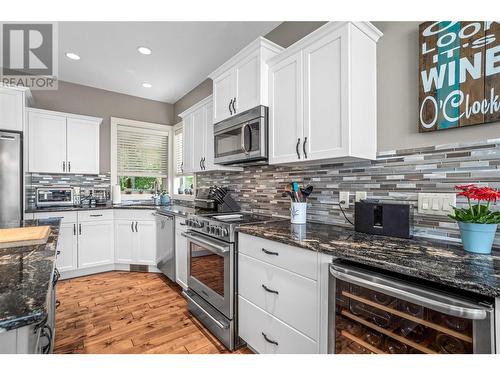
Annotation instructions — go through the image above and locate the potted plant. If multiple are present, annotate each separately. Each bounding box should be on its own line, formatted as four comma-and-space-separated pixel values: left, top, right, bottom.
449, 184, 500, 254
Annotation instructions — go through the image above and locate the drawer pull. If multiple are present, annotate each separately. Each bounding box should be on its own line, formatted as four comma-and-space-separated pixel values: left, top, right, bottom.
262, 332, 278, 346
261, 248, 279, 256
262, 284, 279, 295
89, 214, 103, 217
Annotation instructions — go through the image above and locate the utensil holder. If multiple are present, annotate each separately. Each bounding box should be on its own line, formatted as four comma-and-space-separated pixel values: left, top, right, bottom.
290, 202, 307, 224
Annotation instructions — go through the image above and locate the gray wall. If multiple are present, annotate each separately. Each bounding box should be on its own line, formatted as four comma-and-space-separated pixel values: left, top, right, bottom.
174, 21, 500, 151
31, 80, 174, 173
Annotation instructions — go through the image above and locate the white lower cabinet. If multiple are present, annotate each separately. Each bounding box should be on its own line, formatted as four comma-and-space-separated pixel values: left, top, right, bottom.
77, 219, 114, 269
175, 217, 188, 290
238, 233, 320, 353
496, 298, 499, 353
113, 210, 156, 266
239, 296, 317, 354
56, 222, 78, 272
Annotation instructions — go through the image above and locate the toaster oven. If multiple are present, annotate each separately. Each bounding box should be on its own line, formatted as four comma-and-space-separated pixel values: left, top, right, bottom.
36, 187, 74, 207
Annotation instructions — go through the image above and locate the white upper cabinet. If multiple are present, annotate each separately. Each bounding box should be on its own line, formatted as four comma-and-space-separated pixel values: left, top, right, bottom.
179, 96, 241, 173
0, 86, 31, 132
268, 22, 382, 165
66, 117, 100, 174
27, 108, 101, 174
209, 37, 284, 124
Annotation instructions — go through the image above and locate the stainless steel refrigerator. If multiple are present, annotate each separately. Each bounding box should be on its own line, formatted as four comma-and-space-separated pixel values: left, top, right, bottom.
0, 131, 22, 222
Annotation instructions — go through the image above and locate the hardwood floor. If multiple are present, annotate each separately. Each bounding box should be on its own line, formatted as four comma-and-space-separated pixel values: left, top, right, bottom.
54, 271, 252, 354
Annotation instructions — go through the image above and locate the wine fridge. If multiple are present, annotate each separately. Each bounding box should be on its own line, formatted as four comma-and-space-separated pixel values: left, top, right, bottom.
328, 261, 496, 354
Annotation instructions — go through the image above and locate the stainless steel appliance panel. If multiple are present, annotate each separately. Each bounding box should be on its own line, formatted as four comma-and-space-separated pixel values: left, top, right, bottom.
0, 131, 22, 222
156, 212, 176, 282
185, 230, 233, 318
328, 261, 495, 354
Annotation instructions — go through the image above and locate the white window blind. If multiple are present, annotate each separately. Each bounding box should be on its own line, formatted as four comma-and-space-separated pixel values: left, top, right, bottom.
117, 125, 168, 177
174, 127, 183, 175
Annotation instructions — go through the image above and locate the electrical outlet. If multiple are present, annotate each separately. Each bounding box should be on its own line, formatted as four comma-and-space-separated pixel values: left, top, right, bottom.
417, 193, 456, 216
355, 191, 367, 202
339, 191, 350, 209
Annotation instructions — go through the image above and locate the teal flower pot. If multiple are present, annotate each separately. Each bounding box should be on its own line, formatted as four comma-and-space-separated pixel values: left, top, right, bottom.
458, 222, 497, 255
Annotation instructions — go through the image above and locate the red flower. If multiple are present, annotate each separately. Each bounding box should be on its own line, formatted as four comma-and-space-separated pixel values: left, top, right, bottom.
470, 187, 500, 202
455, 184, 476, 191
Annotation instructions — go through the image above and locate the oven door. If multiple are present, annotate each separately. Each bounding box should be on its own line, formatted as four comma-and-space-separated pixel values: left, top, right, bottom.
185, 231, 233, 318
214, 117, 266, 165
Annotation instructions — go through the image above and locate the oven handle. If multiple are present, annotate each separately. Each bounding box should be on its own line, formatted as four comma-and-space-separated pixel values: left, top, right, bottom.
330, 264, 489, 320
182, 291, 229, 329
240, 122, 250, 155
181, 232, 230, 255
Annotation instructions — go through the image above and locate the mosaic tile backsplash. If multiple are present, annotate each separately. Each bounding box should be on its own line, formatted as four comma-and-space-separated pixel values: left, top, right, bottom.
25, 173, 111, 209
197, 138, 500, 247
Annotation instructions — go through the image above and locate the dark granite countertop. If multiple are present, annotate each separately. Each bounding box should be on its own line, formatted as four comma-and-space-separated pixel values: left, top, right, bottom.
25, 203, 207, 217
238, 221, 500, 298
0, 219, 59, 332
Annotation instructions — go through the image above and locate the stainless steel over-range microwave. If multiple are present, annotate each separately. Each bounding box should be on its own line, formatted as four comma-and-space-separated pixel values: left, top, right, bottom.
213, 106, 268, 165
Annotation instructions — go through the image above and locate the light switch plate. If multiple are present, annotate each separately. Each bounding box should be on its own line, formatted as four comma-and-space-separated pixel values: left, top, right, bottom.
417, 193, 456, 216
355, 191, 367, 202
339, 191, 350, 209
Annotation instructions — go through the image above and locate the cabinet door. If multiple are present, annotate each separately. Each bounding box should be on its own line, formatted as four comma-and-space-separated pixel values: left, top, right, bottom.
0, 88, 23, 132
303, 28, 348, 161
114, 220, 135, 264
66, 117, 100, 174
135, 220, 156, 265
28, 111, 67, 173
191, 106, 206, 173
78, 220, 114, 268
212, 69, 235, 123
203, 103, 215, 170
268, 52, 304, 164
56, 222, 78, 272
175, 229, 188, 290
235, 52, 260, 114
182, 115, 195, 174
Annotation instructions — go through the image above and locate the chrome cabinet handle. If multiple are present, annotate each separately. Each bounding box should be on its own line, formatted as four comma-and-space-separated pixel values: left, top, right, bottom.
296, 138, 301, 159
262, 248, 279, 256
180, 162, 183, 174
78, 223, 82, 235
262, 332, 278, 346
229, 98, 233, 115
89, 214, 103, 217
68, 161, 71, 172
262, 284, 279, 295
303, 137, 308, 159
131, 222, 134, 232
135, 221, 138, 232
73, 223, 76, 235
62, 161, 65, 172
232, 97, 236, 113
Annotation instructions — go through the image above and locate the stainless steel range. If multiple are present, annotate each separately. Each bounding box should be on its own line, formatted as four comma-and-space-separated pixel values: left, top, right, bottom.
182, 212, 280, 351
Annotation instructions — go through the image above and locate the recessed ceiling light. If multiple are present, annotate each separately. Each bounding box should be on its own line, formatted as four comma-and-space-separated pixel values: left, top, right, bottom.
142, 82, 152, 88
65, 52, 80, 60
137, 46, 152, 55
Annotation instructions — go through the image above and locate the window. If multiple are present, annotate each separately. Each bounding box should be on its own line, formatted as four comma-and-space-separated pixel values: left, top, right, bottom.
173, 123, 194, 198
111, 118, 170, 200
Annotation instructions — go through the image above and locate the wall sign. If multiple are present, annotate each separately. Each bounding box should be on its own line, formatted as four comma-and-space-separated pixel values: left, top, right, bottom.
418, 21, 500, 132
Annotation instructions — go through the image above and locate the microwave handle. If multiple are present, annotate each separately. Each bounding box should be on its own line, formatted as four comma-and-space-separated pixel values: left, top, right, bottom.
330, 263, 489, 320
240, 122, 251, 155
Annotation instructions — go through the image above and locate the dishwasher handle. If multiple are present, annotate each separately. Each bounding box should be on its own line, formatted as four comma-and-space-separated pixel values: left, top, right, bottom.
330, 263, 490, 320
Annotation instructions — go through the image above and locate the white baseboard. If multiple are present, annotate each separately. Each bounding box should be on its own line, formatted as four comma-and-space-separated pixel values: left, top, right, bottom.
60, 263, 162, 280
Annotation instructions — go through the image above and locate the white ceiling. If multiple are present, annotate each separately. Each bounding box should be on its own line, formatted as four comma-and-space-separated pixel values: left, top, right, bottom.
58, 22, 281, 103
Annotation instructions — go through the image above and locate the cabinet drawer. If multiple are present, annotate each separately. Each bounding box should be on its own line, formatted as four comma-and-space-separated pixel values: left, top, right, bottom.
175, 217, 188, 232
33, 211, 77, 224
113, 209, 156, 221
238, 233, 317, 280
239, 296, 317, 354
78, 210, 113, 222
239, 253, 318, 340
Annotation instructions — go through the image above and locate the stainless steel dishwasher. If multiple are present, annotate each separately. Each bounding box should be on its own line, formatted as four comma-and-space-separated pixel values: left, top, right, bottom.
329, 260, 496, 354
155, 210, 176, 282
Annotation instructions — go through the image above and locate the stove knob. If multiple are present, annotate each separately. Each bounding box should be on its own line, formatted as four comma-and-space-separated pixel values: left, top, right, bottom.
198, 221, 204, 228
221, 228, 229, 237
209, 225, 215, 234
215, 227, 221, 236
187, 219, 193, 227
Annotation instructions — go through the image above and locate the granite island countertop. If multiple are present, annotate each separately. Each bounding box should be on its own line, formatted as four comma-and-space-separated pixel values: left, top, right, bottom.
238, 220, 500, 298
0, 219, 60, 331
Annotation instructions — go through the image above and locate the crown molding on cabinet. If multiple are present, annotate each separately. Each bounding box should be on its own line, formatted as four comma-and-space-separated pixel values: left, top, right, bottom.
178, 94, 213, 119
